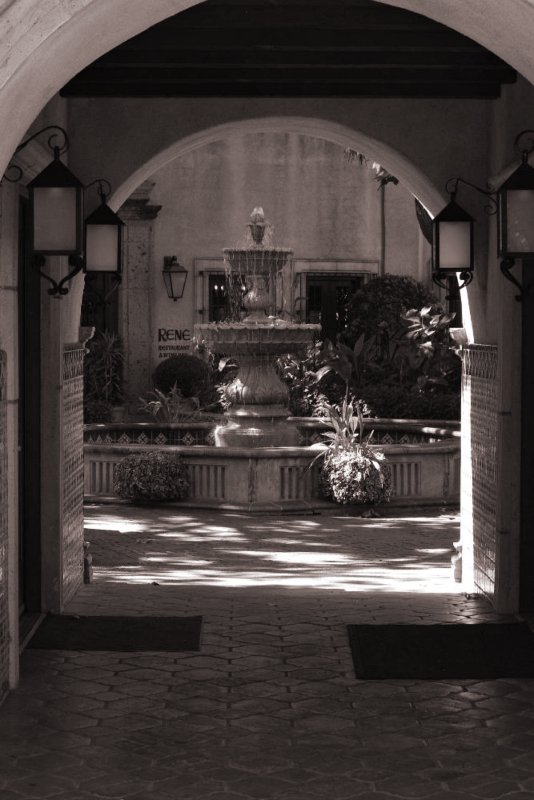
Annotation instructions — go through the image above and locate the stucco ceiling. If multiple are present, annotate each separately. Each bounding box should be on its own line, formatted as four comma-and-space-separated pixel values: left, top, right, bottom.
60, 0, 516, 99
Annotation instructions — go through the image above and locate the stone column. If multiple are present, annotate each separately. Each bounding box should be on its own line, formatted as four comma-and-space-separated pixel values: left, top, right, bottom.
118, 181, 162, 416
0, 350, 8, 701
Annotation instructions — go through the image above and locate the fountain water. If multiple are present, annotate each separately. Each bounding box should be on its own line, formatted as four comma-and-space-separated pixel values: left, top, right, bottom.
195, 208, 320, 447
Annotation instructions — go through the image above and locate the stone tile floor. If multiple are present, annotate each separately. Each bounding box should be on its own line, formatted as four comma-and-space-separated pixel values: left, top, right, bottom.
2, 506, 534, 800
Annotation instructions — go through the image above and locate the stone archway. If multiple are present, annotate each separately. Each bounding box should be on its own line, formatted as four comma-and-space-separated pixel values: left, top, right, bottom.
1, 0, 531, 695
3, 0, 534, 178
109, 116, 446, 217
109, 116, 484, 592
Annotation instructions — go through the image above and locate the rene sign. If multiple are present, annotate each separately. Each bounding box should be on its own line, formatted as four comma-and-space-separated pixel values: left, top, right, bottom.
158, 328, 192, 342
157, 327, 192, 358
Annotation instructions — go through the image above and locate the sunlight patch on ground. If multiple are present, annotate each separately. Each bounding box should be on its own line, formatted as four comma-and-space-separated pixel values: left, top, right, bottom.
84, 508, 460, 596
94, 562, 457, 593
157, 528, 247, 542
231, 550, 356, 565
84, 519, 146, 533
267, 538, 338, 547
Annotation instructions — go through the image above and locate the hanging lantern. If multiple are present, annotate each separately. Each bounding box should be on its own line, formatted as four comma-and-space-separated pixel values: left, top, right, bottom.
84, 182, 123, 275
432, 190, 474, 292
28, 147, 84, 257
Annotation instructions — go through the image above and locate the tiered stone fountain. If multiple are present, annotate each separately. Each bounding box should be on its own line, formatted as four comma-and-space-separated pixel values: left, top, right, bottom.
196, 208, 320, 448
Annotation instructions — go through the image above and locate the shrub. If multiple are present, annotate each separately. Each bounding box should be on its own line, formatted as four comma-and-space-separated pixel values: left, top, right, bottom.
153, 354, 210, 397
320, 447, 392, 505
345, 274, 437, 346
358, 383, 460, 420
276, 345, 345, 416
114, 451, 190, 504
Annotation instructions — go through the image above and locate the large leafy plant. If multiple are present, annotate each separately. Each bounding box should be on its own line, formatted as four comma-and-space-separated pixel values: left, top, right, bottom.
139, 383, 203, 422
84, 331, 124, 422
402, 306, 460, 391
311, 347, 392, 507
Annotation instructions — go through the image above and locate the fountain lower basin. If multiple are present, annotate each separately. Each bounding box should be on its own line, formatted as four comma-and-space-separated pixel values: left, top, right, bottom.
83, 419, 461, 511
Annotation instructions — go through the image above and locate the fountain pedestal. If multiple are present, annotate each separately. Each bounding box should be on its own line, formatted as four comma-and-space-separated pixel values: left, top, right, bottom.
196, 321, 320, 447
216, 405, 300, 448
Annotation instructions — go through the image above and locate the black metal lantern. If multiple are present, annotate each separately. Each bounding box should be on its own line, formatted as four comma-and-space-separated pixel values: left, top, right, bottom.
162, 256, 188, 301
498, 138, 534, 259
29, 155, 84, 258
497, 130, 534, 299
432, 190, 474, 292
84, 181, 123, 276
5, 126, 85, 296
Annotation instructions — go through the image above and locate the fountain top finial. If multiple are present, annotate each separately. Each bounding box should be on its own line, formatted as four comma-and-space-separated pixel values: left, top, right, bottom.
248, 206, 268, 245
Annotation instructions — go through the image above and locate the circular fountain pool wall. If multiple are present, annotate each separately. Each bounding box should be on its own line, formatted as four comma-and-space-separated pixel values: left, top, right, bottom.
84, 418, 460, 511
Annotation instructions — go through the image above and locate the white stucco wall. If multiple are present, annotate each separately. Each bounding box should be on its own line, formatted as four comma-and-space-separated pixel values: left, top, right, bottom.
140, 130, 422, 368
65, 97, 491, 342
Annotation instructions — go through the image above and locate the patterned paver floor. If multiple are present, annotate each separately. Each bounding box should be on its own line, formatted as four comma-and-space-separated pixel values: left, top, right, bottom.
2, 506, 534, 800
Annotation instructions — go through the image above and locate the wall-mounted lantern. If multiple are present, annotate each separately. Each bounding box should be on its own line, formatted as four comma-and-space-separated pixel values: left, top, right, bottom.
162, 256, 188, 301
432, 129, 534, 302
497, 130, 534, 299
4, 126, 122, 298
18, 127, 85, 296
84, 179, 124, 277
432, 181, 476, 294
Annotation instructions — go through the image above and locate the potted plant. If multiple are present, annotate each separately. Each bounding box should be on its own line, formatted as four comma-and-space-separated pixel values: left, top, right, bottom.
317, 397, 392, 506
311, 340, 392, 508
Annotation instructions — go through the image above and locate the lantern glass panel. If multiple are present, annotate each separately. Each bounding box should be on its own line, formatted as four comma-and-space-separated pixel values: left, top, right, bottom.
163, 269, 187, 299
33, 186, 78, 252
505, 189, 534, 253
438, 221, 471, 271
86, 224, 119, 272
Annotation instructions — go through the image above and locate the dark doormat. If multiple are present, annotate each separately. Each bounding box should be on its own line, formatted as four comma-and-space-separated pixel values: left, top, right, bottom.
28, 615, 202, 652
347, 622, 534, 679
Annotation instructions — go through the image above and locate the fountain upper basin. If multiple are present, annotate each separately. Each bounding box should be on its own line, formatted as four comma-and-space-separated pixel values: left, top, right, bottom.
195, 321, 320, 356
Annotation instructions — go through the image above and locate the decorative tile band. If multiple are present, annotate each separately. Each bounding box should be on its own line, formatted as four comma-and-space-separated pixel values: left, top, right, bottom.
462, 344, 498, 599
63, 345, 85, 382
62, 346, 85, 605
462, 344, 498, 381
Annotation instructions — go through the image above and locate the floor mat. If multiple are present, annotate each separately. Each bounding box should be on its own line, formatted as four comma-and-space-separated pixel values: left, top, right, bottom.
347, 622, 534, 679
28, 614, 202, 652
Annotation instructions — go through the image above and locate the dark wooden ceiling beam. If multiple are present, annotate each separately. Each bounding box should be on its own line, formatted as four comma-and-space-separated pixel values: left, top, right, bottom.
106, 29, 483, 50
59, 0, 515, 100
61, 81, 503, 99
98, 50, 507, 68
65, 66, 514, 84
125, 4, 457, 31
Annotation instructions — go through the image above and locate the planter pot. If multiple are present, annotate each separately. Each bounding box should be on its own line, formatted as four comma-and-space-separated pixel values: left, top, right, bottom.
320, 449, 392, 506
